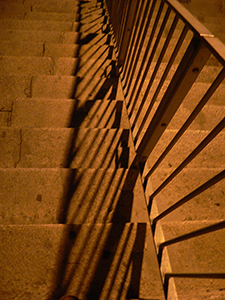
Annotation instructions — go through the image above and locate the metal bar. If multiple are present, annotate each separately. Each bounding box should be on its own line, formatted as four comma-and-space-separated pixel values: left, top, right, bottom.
152, 169, 225, 226
123, 0, 151, 83
133, 14, 179, 138
157, 220, 225, 266
124, 0, 157, 88
117, 0, 130, 49
140, 25, 189, 157
145, 67, 225, 184
126, 0, 162, 99
122, 0, 145, 76
150, 118, 225, 199
129, 6, 172, 122
136, 37, 211, 167
127, 1, 166, 111
118, 0, 140, 66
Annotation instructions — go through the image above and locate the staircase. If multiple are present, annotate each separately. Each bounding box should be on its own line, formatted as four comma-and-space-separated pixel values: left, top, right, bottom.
0, 0, 165, 299
0, 0, 225, 299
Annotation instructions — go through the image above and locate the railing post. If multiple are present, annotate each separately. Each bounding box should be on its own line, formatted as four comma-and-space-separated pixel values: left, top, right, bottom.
136, 36, 211, 167
118, 0, 139, 67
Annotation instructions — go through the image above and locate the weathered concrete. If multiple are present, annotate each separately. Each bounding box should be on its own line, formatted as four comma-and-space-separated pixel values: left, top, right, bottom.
0, 168, 149, 225
0, 223, 164, 300
2, 99, 129, 129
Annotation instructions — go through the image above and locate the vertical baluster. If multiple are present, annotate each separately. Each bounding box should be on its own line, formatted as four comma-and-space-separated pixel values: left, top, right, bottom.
137, 37, 211, 170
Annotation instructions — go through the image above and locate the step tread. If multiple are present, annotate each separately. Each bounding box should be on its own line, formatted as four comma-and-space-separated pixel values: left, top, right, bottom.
0, 74, 123, 110
0, 167, 148, 225
0, 127, 135, 168
0, 18, 79, 31
146, 129, 225, 170
0, 223, 164, 300
0, 56, 117, 77
158, 221, 225, 299
0, 98, 129, 128
0, 41, 114, 60
149, 168, 225, 222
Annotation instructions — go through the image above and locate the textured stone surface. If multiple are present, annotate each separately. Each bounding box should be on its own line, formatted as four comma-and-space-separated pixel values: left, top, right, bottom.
0, 168, 149, 225
8, 99, 129, 129
0, 223, 164, 300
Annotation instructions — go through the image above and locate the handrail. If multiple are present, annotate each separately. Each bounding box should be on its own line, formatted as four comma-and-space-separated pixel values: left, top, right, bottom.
104, 0, 225, 298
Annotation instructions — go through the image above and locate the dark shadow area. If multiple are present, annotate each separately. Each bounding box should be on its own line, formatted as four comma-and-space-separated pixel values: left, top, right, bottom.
47, 0, 147, 299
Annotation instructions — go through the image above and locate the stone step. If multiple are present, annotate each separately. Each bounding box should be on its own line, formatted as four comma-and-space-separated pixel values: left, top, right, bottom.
0, 99, 129, 129
0, 167, 148, 225
125, 61, 223, 88
0, 127, 135, 168
149, 168, 225, 223
0, 28, 111, 45
0, 223, 165, 299
0, 19, 80, 32
146, 129, 225, 170
157, 221, 225, 300
0, 74, 123, 110
181, 0, 225, 16
0, 29, 80, 44
0, 41, 114, 60
0, 56, 117, 77
132, 102, 225, 140
24, 11, 79, 21
0, 15, 106, 32
0, 1, 80, 14
0, 7, 78, 20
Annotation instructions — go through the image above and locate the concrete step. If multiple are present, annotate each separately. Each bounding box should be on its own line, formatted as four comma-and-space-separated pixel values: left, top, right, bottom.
0, 7, 78, 20
125, 61, 223, 91
0, 29, 80, 44
146, 129, 225, 170
0, 41, 114, 60
0, 74, 123, 110
132, 102, 225, 140
0, 19, 80, 31
149, 168, 225, 222
0, 127, 135, 168
0, 223, 165, 300
0, 56, 117, 77
0, 1, 80, 14
0, 99, 129, 129
0, 28, 111, 44
157, 221, 225, 300
0, 15, 106, 33
181, 0, 225, 16
0, 167, 148, 225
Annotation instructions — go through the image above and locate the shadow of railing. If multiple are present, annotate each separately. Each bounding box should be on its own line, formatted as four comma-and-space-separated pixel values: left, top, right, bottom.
47, 1, 146, 299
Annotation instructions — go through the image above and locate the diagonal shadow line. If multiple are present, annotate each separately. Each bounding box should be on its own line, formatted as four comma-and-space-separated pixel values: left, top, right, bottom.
64, 169, 127, 293
99, 223, 135, 300
78, 49, 109, 78
79, 33, 109, 59
84, 159, 142, 300
54, 162, 142, 300
48, 1, 146, 299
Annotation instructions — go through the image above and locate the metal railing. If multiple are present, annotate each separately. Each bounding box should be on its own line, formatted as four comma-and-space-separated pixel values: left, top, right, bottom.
104, 0, 225, 298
